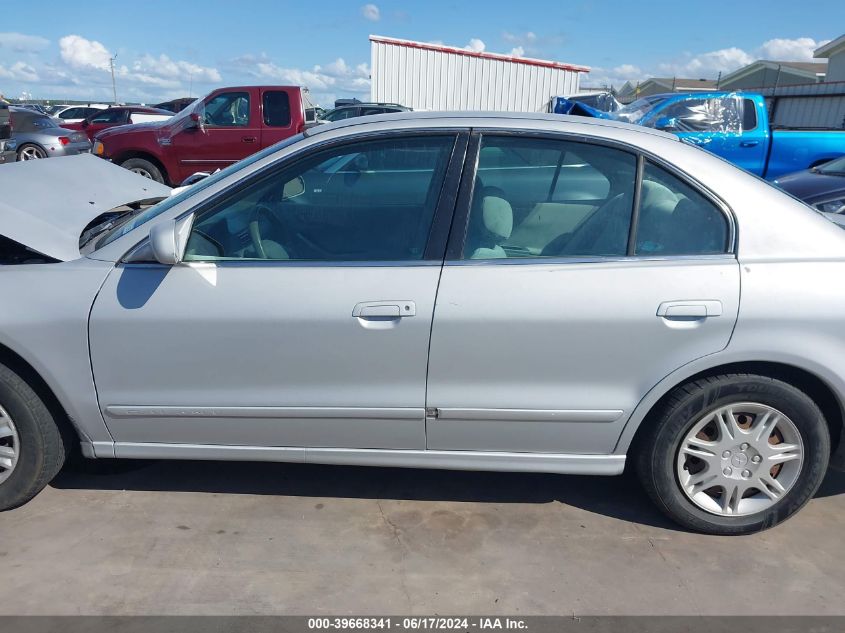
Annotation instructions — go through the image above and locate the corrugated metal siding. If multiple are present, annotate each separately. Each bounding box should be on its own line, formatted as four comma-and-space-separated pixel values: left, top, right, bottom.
744, 81, 845, 129
371, 38, 584, 112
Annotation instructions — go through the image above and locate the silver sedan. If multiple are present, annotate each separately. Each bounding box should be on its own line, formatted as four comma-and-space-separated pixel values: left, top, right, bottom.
10, 107, 91, 160
0, 112, 843, 535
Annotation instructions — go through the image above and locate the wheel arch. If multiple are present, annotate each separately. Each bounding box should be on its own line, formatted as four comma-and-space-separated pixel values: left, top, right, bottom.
618, 359, 843, 458
0, 341, 85, 449
16, 141, 47, 158
113, 150, 170, 185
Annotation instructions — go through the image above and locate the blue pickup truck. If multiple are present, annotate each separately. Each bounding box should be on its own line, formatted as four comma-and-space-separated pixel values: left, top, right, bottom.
557, 92, 845, 180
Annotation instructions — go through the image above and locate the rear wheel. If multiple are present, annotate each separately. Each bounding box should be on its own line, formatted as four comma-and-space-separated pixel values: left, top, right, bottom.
636, 374, 830, 534
0, 363, 68, 511
120, 157, 165, 183
17, 144, 47, 161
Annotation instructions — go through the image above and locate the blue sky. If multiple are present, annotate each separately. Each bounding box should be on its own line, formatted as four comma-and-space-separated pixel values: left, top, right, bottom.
2, 0, 843, 106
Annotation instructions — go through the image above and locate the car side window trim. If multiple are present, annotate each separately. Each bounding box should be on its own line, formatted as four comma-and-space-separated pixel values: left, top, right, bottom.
121, 130, 469, 266
445, 129, 736, 262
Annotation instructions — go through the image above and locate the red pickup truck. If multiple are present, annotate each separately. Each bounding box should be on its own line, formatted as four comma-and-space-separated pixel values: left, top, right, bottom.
93, 86, 314, 185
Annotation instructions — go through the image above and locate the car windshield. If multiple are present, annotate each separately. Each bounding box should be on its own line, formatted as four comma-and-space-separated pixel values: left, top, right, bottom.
92, 133, 306, 251
611, 96, 668, 123
817, 155, 845, 175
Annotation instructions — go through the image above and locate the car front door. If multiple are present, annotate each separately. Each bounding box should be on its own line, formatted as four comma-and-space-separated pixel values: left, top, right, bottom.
426, 133, 740, 454
89, 132, 465, 450
171, 90, 262, 181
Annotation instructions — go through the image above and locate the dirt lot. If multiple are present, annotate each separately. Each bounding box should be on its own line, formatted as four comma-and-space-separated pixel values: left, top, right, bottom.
0, 460, 843, 615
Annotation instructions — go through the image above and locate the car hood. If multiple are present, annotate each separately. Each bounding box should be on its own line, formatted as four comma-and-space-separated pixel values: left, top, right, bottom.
774, 168, 845, 204
0, 154, 171, 261
95, 119, 172, 141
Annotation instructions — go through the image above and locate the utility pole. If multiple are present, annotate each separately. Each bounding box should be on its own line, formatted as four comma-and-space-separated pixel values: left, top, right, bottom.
109, 54, 118, 105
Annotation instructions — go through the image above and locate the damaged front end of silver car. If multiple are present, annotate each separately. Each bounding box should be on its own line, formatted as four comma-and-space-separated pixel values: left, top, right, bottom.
0, 154, 171, 264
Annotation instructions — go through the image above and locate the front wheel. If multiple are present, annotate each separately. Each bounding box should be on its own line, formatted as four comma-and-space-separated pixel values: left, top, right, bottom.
636, 374, 830, 534
120, 158, 165, 183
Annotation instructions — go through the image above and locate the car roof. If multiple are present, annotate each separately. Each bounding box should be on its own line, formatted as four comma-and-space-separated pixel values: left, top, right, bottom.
305, 110, 679, 141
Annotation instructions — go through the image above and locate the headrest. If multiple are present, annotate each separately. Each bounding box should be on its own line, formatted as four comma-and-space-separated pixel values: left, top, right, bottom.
481, 196, 513, 239
640, 179, 678, 209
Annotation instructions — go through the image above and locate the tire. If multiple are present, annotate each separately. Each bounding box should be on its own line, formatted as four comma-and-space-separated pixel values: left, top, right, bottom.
16, 144, 47, 161
636, 374, 830, 535
120, 158, 165, 183
0, 363, 69, 511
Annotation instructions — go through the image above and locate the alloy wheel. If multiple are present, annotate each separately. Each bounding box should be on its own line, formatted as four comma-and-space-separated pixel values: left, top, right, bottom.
18, 145, 46, 160
0, 405, 20, 485
675, 402, 804, 516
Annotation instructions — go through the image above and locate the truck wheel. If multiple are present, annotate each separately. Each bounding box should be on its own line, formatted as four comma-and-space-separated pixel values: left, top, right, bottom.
121, 158, 165, 183
636, 374, 830, 534
0, 363, 69, 511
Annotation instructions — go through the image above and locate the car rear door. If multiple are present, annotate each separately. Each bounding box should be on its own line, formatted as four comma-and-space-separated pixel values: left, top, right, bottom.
426, 132, 740, 454
89, 131, 467, 450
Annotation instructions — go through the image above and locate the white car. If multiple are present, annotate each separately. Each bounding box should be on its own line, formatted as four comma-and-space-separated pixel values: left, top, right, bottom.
50, 104, 108, 125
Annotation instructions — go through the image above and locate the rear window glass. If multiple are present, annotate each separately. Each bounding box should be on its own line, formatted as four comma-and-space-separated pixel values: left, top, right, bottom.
742, 99, 758, 131
263, 91, 291, 127
13, 112, 58, 132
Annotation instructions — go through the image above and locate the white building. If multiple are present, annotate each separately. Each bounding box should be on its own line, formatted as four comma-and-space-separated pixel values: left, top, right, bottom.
369, 35, 589, 112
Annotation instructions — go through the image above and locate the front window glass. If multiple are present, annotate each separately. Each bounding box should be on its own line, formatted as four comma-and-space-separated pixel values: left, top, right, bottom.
94, 134, 306, 250
463, 136, 636, 259
635, 162, 729, 256
203, 92, 250, 127
90, 109, 127, 124
646, 97, 742, 133
183, 135, 455, 262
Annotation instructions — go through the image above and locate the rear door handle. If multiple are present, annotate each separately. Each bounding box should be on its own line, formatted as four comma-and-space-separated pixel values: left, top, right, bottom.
353, 301, 416, 319
740, 140, 759, 147
657, 300, 722, 318
242, 136, 257, 143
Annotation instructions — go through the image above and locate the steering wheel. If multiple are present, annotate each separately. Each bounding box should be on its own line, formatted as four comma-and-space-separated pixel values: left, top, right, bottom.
248, 203, 291, 259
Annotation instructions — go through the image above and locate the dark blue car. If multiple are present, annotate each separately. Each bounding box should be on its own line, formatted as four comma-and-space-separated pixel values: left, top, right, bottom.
775, 155, 845, 214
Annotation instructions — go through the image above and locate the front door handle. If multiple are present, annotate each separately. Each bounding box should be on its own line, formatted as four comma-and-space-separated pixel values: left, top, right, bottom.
657, 300, 722, 319
740, 140, 759, 147
353, 301, 416, 319
242, 136, 257, 143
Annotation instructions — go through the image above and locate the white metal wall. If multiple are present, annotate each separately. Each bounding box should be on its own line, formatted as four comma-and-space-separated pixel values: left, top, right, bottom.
371, 38, 585, 112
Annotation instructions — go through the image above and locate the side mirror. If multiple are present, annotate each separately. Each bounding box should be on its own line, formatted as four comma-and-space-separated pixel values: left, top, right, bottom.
654, 116, 678, 131
282, 175, 306, 200
146, 214, 194, 265
186, 111, 204, 130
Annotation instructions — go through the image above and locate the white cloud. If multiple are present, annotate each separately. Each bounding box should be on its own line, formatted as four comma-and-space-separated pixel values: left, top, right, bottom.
59, 34, 112, 70
361, 4, 380, 21
584, 63, 643, 89
131, 54, 221, 83
465, 38, 486, 53
0, 32, 50, 53
234, 55, 371, 106
0, 61, 40, 82
509, 47, 525, 57
759, 37, 828, 61
657, 37, 828, 79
